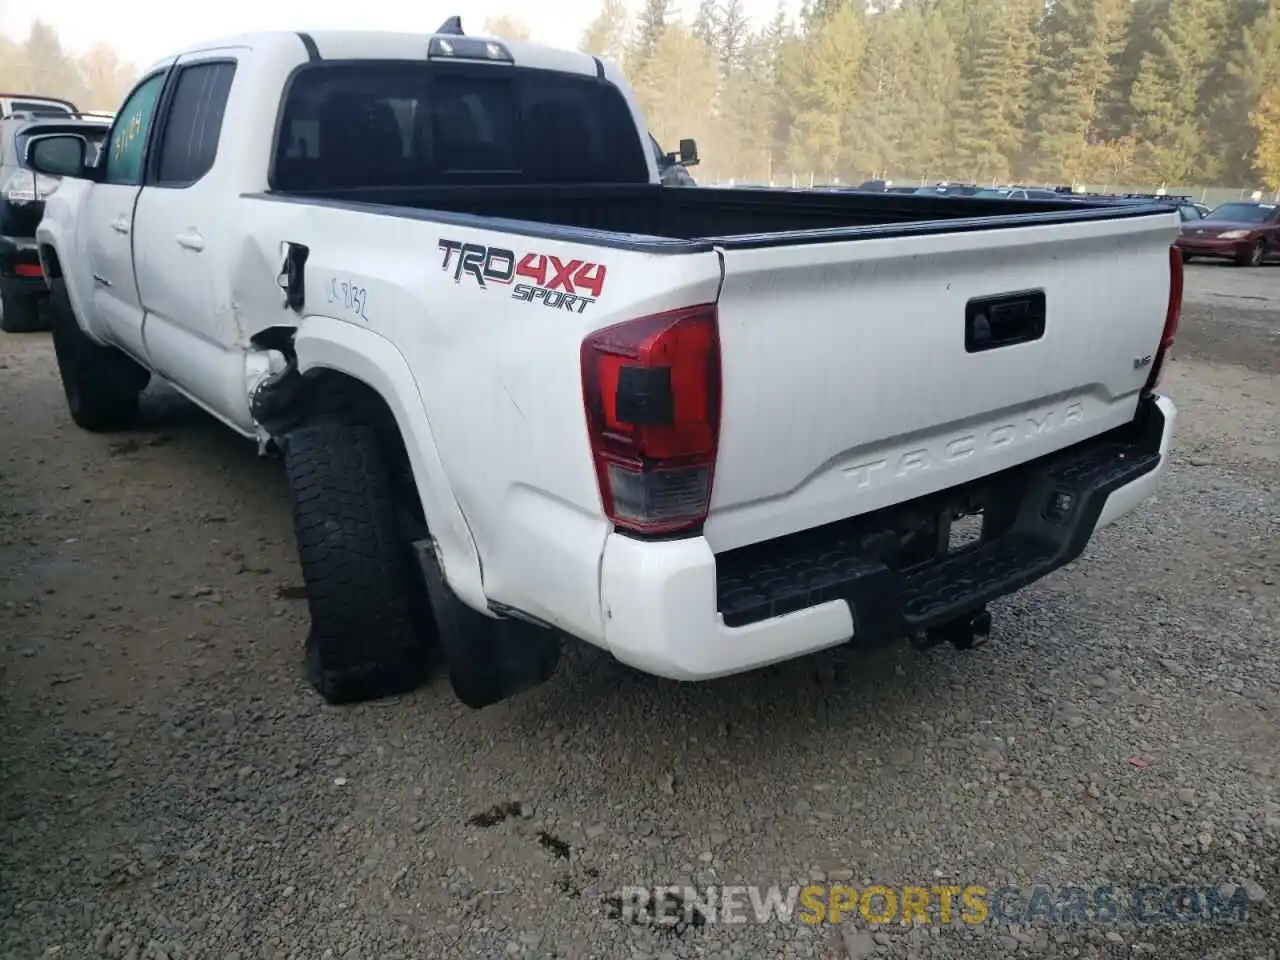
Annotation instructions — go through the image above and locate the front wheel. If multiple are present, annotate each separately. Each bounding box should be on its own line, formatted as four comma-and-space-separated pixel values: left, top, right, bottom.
1237, 240, 1265, 267
282, 421, 435, 704
47, 280, 149, 431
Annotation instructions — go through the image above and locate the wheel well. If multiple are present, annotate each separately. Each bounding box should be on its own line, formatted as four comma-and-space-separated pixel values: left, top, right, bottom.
303, 369, 428, 532
40, 245, 62, 279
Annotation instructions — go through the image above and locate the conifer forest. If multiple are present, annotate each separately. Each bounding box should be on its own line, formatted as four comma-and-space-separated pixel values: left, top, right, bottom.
4, 2, 1280, 192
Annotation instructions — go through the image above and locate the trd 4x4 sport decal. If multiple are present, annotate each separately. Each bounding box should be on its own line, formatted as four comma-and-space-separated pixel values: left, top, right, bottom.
437, 239, 606, 314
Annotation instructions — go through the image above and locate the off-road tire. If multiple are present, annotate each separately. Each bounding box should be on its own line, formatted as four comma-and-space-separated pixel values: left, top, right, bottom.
283, 422, 432, 704
47, 280, 148, 431
1237, 240, 1265, 267
0, 283, 44, 333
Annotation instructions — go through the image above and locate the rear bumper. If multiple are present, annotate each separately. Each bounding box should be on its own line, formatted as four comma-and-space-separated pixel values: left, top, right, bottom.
599, 394, 1176, 681
0, 236, 44, 289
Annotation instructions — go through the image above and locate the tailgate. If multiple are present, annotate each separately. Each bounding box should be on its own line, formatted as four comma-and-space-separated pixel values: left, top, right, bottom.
705, 211, 1178, 553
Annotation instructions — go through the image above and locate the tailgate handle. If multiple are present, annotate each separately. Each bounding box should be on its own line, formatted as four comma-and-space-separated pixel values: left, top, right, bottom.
965, 290, 1046, 353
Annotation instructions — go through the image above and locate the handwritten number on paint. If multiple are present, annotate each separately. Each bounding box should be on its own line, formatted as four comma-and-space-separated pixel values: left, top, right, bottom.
328, 278, 370, 322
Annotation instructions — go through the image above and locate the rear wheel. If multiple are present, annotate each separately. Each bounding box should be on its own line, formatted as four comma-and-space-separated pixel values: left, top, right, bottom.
282, 421, 434, 704
47, 280, 149, 431
0, 282, 43, 333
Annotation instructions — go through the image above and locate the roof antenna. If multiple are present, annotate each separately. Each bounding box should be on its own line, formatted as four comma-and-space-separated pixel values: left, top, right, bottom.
436, 16, 464, 35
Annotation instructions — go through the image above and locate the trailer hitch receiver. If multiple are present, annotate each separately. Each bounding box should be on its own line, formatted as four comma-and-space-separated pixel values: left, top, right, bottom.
913, 606, 992, 651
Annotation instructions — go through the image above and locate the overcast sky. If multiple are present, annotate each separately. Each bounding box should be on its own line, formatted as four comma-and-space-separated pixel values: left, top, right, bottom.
0, 0, 796, 69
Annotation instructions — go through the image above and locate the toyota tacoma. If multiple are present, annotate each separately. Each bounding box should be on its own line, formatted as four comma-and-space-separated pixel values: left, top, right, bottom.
27, 21, 1182, 709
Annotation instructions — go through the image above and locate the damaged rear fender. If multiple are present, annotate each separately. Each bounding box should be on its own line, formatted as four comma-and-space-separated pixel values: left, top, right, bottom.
290, 314, 487, 613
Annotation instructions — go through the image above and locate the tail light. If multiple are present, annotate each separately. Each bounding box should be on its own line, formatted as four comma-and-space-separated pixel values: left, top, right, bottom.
581, 304, 721, 536
1144, 244, 1183, 394
2, 170, 61, 204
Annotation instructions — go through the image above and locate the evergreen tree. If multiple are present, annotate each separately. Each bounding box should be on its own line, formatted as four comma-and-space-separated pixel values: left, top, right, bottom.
1199, 0, 1271, 183
951, 0, 1038, 183
718, 0, 751, 77
692, 0, 720, 49
766, 3, 803, 180
786, 2, 867, 179
1100, 0, 1163, 141
633, 0, 675, 69
580, 0, 631, 64
12, 0, 1280, 189
803, 0, 853, 34
1129, 0, 1218, 183
765, 0, 791, 47
846, 6, 916, 180
905, 5, 962, 178
22, 21, 88, 108
933, 0, 987, 82
1027, 0, 1131, 183
720, 34, 776, 179
631, 23, 721, 163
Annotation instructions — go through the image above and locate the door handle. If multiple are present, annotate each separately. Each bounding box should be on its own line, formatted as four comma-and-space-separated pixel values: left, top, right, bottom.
965, 291, 1047, 353
110, 216, 130, 235
175, 231, 205, 252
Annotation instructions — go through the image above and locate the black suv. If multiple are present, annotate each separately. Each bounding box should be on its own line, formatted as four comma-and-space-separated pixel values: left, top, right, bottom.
1, 114, 108, 331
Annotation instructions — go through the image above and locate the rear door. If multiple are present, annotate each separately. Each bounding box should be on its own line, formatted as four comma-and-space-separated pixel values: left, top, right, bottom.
133, 51, 240, 404
705, 212, 1178, 553
84, 65, 172, 363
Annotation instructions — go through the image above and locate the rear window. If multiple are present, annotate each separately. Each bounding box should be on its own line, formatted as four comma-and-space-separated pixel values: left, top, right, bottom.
271, 61, 650, 190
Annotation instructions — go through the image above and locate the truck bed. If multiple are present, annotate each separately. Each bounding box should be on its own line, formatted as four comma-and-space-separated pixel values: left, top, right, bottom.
243, 176, 1179, 569
259, 184, 1167, 250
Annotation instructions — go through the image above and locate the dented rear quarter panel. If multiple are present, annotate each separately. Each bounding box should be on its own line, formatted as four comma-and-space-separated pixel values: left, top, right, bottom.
237, 194, 724, 639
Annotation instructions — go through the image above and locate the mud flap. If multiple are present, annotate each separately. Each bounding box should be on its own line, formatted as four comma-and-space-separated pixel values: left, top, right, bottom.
413, 540, 561, 709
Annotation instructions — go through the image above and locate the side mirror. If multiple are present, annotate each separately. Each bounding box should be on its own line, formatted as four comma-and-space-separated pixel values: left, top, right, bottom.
25, 133, 90, 179
678, 138, 699, 167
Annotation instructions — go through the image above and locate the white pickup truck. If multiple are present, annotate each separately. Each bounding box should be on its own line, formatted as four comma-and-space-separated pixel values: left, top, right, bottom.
28, 22, 1182, 710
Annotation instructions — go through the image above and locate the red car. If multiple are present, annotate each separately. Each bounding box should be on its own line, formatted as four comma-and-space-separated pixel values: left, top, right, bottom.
1175, 201, 1280, 267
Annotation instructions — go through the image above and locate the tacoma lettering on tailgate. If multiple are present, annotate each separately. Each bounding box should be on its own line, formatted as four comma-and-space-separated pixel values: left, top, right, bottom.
437, 238, 606, 314
841, 402, 1086, 489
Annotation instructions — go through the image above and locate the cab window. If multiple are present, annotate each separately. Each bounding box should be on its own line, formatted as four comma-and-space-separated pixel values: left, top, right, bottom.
105, 72, 166, 186
271, 61, 650, 189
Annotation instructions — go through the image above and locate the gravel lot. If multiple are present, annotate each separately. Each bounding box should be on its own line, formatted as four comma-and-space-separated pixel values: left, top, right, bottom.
2, 264, 1278, 960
